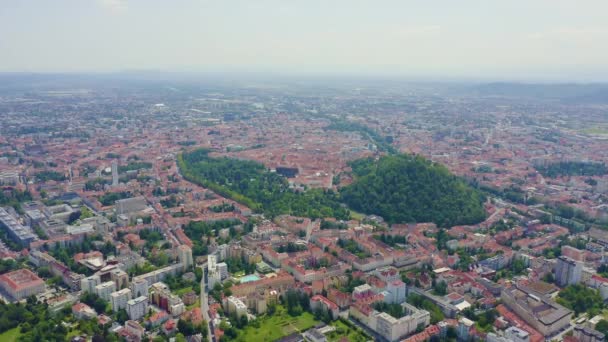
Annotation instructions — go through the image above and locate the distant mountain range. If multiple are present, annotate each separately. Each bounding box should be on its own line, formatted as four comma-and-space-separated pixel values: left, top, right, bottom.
470, 82, 608, 104
1, 72, 607, 104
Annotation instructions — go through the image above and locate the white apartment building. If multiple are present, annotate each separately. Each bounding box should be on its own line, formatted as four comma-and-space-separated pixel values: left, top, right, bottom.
111, 288, 132, 312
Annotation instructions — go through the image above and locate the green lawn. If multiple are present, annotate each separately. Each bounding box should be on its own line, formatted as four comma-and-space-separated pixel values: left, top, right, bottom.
175, 286, 193, 296
327, 319, 370, 342
581, 127, 608, 135
349, 210, 366, 221
66, 329, 83, 341
233, 306, 318, 342
0, 327, 22, 342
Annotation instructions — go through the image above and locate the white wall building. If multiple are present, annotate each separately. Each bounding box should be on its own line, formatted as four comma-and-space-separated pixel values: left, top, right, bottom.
130, 278, 148, 298
385, 280, 406, 304
178, 245, 193, 271
95, 281, 117, 301
126, 296, 148, 321
225, 296, 248, 319
217, 262, 228, 280
80, 275, 101, 294
374, 303, 430, 342
555, 256, 582, 287
111, 288, 132, 312
208, 254, 222, 289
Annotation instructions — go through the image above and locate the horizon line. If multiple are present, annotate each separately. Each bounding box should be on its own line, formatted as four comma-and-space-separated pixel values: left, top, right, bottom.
1, 69, 608, 84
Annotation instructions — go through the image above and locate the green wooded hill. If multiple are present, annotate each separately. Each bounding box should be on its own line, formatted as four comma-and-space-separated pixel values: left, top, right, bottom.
341, 154, 486, 227
535, 161, 607, 178
178, 149, 350, 220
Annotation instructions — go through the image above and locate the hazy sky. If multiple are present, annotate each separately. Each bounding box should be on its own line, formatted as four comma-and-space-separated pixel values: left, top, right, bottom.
2, 0, 608, 81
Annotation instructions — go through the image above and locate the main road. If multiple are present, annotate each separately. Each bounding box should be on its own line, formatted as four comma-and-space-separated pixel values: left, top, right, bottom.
200, 262, 214, 342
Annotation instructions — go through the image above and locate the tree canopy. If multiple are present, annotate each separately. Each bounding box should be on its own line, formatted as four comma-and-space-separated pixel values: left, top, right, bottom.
0, 189, 32, 212
178, 149, 487, 227
557, 284, 604, 316
406, 293, 445, 324
324, 120, 397, 154
178, 149, 350, 220
535, 161, 607, 178
341, 154, 486, 227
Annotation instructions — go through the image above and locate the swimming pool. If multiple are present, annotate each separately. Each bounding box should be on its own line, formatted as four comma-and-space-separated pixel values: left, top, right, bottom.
240, 274, 261, 283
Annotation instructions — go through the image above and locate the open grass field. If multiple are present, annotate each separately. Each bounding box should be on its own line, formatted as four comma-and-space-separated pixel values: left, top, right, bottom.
174, 286, 193, 296
581, 127, 608, 136
233, 306, 318, 342
327, 319, 371, 342
349, 210, 366, 221
0, 327, 22, 342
